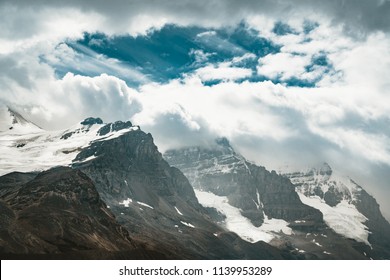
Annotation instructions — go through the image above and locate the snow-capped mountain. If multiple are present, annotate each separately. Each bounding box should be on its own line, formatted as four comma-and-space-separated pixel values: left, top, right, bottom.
2, 107, 389, 259
164, 139, 390, 259
0, 106, 138, 176
280, 163, 390, 259
0, 108, 287, 259
164, 138, 323, 238
0, 107, 42, 133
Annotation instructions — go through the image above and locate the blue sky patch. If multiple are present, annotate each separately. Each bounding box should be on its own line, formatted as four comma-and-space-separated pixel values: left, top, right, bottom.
63, 24, 280, 85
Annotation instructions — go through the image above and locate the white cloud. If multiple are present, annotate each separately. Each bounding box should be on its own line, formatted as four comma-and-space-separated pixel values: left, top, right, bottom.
0, 6, 102, 54
195, 63, 253, 81
44, 43, 149, 84
257, 52, 311, 80
189, 49, 215, 65
196, 31, 217, 38
0, 47, 142, 129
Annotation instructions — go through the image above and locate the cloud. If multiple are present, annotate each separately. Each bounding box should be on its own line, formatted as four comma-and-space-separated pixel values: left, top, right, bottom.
189, 49, 214, 65
195, 63, 253, 81
43, 43, 149, 85
0, 47, 142, 129
126, 71, 390, 219
257, 52, 311, 80
2, 0, 390, 54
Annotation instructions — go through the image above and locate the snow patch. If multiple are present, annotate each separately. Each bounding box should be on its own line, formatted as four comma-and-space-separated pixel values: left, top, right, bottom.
175, 207, 183, 216
312, 239, 323, 247
298, 193, 370, 245
119, 198, 133, 207
137, 201, 154, 209
74, 155, 98, 164
180, 221, 195, 228
195, 189, 292, 243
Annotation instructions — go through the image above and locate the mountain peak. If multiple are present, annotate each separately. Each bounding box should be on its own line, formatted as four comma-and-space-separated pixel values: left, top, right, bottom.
215, 137, 231, 148
80, 117, 103, 126
0, 106, 41, 133
312, 162, 333, 177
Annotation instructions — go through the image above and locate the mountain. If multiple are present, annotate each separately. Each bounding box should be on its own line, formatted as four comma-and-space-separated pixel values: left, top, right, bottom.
0, 107, 42, 133
280, 163, 390, 259
164, 138, 390, 259
0, 109, 287, 259
2, 107, 389, 259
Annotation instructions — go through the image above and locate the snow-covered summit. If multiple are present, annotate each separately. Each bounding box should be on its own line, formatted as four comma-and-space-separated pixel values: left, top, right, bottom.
0, 109, 138, 176
0, 106, 42, 133
279, 163, 370, 245
279, 162, 362, 203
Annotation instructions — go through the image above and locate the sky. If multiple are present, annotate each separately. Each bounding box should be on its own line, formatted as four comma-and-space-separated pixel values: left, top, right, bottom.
1, 0, 390, 220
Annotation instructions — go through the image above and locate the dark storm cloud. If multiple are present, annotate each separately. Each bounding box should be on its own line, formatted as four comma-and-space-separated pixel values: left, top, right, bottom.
1, 0, 390, 40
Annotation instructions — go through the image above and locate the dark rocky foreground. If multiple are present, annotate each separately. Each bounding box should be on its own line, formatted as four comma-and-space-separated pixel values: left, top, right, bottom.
0, 167, 171, 259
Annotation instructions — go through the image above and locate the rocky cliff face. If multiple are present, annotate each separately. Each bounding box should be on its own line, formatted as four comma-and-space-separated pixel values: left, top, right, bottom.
0, 167, 168, 259
164, 138, 323, 227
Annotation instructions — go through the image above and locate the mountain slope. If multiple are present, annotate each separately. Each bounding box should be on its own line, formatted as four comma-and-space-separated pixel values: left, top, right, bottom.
164, 139, 387, 259
0, 167, 173, 259
281, 163, 390, 259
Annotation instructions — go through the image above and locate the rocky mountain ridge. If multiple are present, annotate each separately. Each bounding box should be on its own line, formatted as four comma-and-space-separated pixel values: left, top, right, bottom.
0, 109, 288, 259
164, 138, 390, 259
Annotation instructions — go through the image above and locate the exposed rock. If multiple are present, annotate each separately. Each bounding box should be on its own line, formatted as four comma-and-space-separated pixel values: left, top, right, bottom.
80, 117, 103, 126
97, 120, 133, 136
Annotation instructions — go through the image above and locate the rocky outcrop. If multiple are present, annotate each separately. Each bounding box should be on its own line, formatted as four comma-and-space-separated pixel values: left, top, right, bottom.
353, 187, 390, 259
